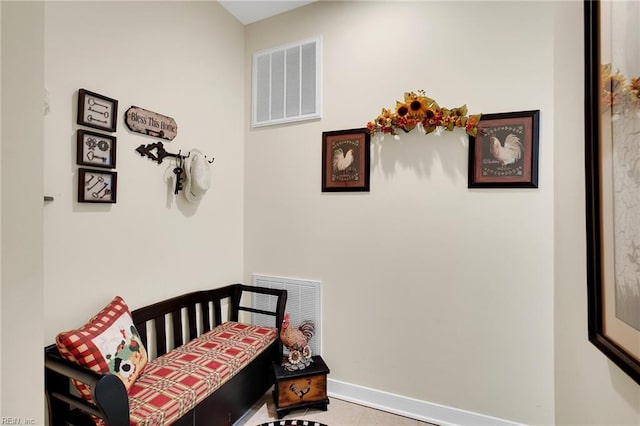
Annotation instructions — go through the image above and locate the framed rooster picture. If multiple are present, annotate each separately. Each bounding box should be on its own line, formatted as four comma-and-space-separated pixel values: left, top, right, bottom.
468, 110, 540, 188
322, 128, 370, 192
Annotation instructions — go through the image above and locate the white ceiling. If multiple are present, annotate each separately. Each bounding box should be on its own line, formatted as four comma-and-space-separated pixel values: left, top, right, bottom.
218, 1, 316, 25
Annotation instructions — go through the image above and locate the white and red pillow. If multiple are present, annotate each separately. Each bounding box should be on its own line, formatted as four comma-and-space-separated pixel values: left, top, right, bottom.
55, 296, 148, 403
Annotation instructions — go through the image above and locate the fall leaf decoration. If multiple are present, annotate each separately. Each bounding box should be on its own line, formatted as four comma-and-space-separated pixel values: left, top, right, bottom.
601, 63, 640, 113
367, 90, 481, 138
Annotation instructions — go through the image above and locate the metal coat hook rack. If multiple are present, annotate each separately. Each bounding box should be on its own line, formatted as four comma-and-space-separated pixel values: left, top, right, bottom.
135, 141, 214, 164
135, 141, 188, 164
136, 141, 215, 196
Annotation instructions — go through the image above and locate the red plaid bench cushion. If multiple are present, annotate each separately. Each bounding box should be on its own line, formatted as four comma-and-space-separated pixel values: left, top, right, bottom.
127, 321, 278, 426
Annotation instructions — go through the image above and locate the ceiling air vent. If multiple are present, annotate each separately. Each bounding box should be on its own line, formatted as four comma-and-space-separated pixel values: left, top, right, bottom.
252, 37, 321, 127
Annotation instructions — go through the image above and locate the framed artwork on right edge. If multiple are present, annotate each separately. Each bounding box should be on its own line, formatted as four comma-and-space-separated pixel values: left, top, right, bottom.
584, 0, 640, 385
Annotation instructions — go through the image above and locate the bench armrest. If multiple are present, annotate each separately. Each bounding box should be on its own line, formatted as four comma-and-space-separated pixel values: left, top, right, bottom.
45, 345, 129, 426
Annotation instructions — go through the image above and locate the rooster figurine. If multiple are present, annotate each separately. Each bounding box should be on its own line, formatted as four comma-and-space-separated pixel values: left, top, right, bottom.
280, 313, 315, 371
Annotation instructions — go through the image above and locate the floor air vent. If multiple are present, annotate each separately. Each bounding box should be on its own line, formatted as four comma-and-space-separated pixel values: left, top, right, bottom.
252, 274, 321, 356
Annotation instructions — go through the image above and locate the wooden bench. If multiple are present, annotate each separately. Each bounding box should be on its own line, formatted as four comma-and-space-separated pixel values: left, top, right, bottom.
44, 284, 287, 426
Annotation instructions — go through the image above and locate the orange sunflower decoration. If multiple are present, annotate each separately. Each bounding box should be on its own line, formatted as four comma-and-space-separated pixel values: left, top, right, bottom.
367, 90, 481, 137
598, 63, 640, 115
601, 64, 626, 111
627, 76, 640, 107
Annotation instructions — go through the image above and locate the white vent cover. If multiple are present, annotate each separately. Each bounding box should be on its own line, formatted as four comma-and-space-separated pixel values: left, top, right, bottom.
252, 274, 321, 356
252, 37, 322, 127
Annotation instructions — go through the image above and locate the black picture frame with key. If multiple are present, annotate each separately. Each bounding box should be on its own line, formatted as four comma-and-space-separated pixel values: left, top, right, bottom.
77, 88, 118, 132
77, 130, 116, 169
78, 168, 117, 203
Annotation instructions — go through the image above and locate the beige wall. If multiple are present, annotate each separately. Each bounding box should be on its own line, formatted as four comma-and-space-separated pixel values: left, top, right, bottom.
1, 1, 45, 422
244, 1, 556, 424
42, 1, 246, 342
244, 1, 640, 425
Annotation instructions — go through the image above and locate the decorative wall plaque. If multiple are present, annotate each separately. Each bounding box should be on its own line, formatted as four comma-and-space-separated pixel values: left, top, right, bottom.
125, 106, 177, 141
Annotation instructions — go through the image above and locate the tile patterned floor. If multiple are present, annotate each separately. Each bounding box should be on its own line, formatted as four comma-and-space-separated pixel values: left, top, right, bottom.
241, 390, 437, 426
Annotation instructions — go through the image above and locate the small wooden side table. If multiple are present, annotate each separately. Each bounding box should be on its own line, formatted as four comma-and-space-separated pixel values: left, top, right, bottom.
272, 355, 330, 419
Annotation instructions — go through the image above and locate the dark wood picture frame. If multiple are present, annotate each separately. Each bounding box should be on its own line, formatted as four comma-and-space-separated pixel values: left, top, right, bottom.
76, 130, 116, 169
585, 0, 640, 385
321, 128, 370, 192
77, 88, 118, 132
468, 110, 540, 188
78, 168, 117, 203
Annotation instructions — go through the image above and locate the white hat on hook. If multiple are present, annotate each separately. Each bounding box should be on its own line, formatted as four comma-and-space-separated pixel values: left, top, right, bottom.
183, 149, 211, 203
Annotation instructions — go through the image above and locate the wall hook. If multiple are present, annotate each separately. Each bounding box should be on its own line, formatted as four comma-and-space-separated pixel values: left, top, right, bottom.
136, 141, 188, 164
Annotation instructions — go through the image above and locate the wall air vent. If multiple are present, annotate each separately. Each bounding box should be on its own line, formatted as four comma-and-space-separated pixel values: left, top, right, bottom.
252, 37, 321, 128
252, 274, 321, 356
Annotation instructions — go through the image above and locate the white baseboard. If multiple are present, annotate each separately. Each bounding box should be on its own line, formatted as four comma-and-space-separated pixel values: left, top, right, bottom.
327, 379, 525, 426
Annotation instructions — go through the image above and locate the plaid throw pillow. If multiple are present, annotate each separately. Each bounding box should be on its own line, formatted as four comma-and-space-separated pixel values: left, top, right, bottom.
55, 296, 148, 403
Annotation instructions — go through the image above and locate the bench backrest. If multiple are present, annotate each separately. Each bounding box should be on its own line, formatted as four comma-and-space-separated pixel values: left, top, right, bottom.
131, 284, 287, 359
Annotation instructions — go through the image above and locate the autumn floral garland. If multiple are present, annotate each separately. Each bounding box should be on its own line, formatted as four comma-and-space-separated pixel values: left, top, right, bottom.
601, 63, 640, 114
366, 90, 482, 138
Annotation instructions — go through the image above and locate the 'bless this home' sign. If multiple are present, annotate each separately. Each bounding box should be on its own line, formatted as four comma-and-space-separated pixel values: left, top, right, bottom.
125, 106, 178, 141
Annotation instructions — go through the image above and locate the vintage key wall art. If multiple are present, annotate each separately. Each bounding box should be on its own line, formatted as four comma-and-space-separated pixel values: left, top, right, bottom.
77, 88, 118, 132
78, 168, 117, 203
76, 130, 116, 169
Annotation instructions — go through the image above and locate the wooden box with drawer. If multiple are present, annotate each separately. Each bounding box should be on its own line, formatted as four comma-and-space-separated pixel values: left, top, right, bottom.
272, 355, 330, 418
